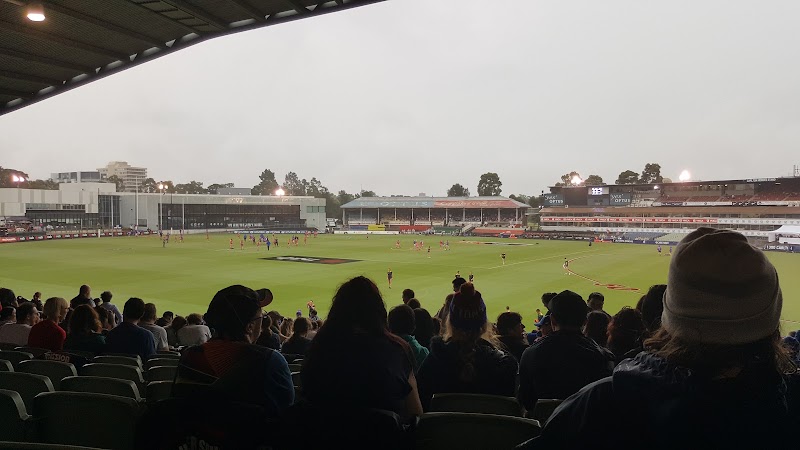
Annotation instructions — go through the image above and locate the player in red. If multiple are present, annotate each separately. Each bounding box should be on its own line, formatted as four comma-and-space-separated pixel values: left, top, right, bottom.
240, 239, 244, 250
229, 238, 234, 250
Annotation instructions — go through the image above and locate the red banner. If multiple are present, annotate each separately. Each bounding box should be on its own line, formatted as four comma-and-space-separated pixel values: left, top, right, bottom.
541, 216, 718, 224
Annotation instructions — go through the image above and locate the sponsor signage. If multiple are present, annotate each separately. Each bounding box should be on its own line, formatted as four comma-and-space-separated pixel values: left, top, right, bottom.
609, 193, 631, 205
543, 194, 564, 206
542, 216, 718, 224
261, 256, 359, 264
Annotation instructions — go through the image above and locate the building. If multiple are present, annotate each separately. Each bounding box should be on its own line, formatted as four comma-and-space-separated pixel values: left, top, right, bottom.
98, 161, 147, 193
341, 196, 530, 234
50, 171, 106, 184
0, 183, 326, 232
217, 187, 251, 195
539, 177, 800, 240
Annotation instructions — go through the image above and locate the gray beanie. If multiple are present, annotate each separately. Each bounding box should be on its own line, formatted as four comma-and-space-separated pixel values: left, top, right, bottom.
661, 228, 782, 345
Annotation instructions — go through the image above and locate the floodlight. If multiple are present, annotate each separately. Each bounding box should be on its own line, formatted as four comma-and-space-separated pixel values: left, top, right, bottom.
678, 170, 691, 182
653, 185, 659, 190
275, 188, 285, 196
12, 175, 25, 182
26, 3, 45, 21
570, 175, 583, 185
158, 183, 164, 190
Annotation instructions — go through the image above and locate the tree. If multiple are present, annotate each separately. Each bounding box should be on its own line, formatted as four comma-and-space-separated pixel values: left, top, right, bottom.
528, 195, 543, 208
360, 190, 377, 198
175, 180, 206, 194
282, 172, 306, 196
555, 171, 581, 187
640, 163, 663, 184
207, 183, 234, 194
584, 175, 605, 186
252, 169, 279, 195
156, 180, 175, 193
106, 175, 125, 192
305, 177, 329, 198
139, 178, 157, 193
447, 183, 470, 197
0, 167, 30, 187
337, 190, 355, 206
509, 194, 530, 204
26, 179, 58, 190
477, 172, 502, 196
615, 170, 640, 185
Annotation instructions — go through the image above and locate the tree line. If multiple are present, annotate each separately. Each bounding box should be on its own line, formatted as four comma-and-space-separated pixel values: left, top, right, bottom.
552, 163, 665, 187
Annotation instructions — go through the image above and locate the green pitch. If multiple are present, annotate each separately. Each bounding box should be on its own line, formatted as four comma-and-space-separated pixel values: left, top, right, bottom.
1, 234, 798, 330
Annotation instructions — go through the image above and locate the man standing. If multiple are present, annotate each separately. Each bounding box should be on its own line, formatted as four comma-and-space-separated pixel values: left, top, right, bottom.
70, 285, 94, 309
587, 292, 612, 319
517, 290, 613, 411
97, 291, 122, 327
139, 303, 169, 351
105, 298, 156, 360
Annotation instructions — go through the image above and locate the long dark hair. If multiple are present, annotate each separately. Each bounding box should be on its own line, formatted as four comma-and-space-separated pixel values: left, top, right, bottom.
70, 304, 101, 336
308, 276, 410, 354
607, 307, 646, 357
645, 328, 795, 376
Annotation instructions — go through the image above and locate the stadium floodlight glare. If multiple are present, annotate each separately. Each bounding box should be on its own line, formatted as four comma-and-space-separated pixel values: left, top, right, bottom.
26, 3, 45, 21
653, 185, 659, 190
679, 170, 691, 182
11, 175, 26, 183
275, 188, 286, 196
157, 183, 164, 190
571, 175, 583, 185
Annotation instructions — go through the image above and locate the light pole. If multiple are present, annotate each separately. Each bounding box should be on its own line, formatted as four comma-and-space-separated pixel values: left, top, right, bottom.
157, 183, 166, 232
11, 174, 26, 188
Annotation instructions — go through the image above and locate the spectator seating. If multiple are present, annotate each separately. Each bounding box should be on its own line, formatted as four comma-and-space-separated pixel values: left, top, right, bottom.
528, 398, 564, 423
430, 393, 523, 417
144, 358, 178, 371
415, 412, 541, 450
104, 353, 142, 365
17, 361, 77, 390
0, 372, 54, 413
146, 366, 177, 383
288, 363, 302, 372
156, 350, 180, 357
0, 360, 12, 372
145, 380, 172, 404
655, 233, 688, 242
45, 352, 89, 370
0, 351, 33, 369
0, 443, 104, 449
291, 371, 301, 387
15, 347, 50, 358
0, 389, 30, 441
60, 376, 141, 402
0, 343, 18, 351
92, 355, 142, 370
80, 363, 144, 389
33, 392, 141, 450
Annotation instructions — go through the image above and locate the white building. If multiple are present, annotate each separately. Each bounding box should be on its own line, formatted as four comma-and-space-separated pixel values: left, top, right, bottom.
98, 161, 147, 193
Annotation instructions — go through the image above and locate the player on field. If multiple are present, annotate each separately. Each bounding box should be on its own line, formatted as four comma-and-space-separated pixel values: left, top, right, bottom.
387, 268, 393, 288
501, 252, 506, 265
427, 246, 432, 258
469, 272, 474, 282
240, 239, 245, 250
668, 245, 673, 256
657, 245, 662, 256
265, 238, 271, 251
563, 257, 570, 273
229, 238, 234, 250
395, 240, 401, 249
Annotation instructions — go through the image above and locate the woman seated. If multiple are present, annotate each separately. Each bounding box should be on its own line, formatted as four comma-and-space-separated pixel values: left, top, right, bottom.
176, 285, 294, 417
301, 276, 423, 419
28, 297, 68, 352
417, 283, 518, 410
280, 317, 312, 357
64, 305, 106, 354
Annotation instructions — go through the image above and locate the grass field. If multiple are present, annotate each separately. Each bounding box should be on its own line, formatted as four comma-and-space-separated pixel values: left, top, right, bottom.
1, 233, 799, 330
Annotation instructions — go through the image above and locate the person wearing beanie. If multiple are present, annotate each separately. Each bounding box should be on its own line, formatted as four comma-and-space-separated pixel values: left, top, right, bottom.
517, 290, 613, 411
434, 276, 468, 324
519, 228, 797, 450
417, 283, 518, 410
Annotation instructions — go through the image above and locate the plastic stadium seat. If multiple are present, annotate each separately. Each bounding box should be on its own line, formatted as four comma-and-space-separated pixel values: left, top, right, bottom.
44, 352, 89, 370
103, 353, 142, 364
430, 393, 523, 417
0, 389, 30, 441
91, 355, 142, 369
146, 366, 177, 383
415, 412, 541, 450
14, 347, 50, 358
145, 380, 173, 403
17, 360, 77, 391
0, 443, 106, 449
156, 350, 180, 357
288, 363, 302, 372
60, 376, 141, 402
0, 351, 34, 369
281, 353, 302, 363
33, 391, 141, 450
144, 357, 179, 371
0, 343, 19, 351
149, 353, 180, 360
0, 360, 12, 372
527, 399, 564, 423
291, 371, 301, 387
0, 372, 54, 413
80, 363, 144, 388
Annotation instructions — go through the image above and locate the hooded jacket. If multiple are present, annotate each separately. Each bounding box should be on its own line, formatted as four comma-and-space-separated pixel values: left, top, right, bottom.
417, 336, 518, 410
520, 352, 798, 450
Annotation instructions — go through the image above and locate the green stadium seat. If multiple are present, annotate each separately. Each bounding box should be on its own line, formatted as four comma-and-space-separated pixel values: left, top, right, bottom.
415, 412, 541, 450
0, 372, 54, 413
0, 360, 13, 372
146, 366, 177, 383
288, 363, 302, 372
17, 360, 77, 391
145, 380, 173, 403
60, 376, 141, 402
14, 347, 50, 358
149, 353, 180, 361
0, 442, 107, 449
144, 358, 179, 371
0, 343, 19, 351
430, 393, 523, 417
156, 350, 180, 357
291, 371, 301, 387
103, 353, 142, 364
91, 355, 142, 369
80, 363, 144, 388
0, 389, 31, 441
0, 351, 33, 369
527, 398, 564, 423
33, 391, 141, 450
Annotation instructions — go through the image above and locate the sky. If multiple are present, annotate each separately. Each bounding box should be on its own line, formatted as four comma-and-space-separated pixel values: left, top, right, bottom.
1, 0, 799, 197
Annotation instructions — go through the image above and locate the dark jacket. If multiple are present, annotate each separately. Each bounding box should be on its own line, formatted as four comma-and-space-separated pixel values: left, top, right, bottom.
497, 335, 529, 362
417, 336, 518, 410
518, 329, 613, 410
520, 352, 798, 449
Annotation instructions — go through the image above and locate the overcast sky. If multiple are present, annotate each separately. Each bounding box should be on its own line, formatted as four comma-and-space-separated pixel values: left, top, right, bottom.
1, 0, 799, 197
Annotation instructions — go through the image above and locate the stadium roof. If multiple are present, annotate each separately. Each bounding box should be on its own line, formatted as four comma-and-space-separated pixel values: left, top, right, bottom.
341, 196, 531, 209
0, 0, 384, 116
550, 176, 796, 190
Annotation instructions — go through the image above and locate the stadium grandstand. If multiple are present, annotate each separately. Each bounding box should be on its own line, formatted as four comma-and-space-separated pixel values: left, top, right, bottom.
538, 176, 800, 249
341, 196, 530, 235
